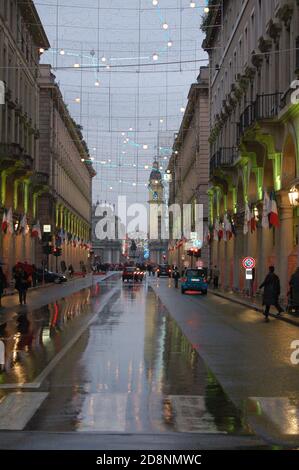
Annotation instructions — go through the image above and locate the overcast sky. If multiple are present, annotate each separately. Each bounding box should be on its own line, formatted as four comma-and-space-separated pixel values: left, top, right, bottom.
35, 0, 208, 206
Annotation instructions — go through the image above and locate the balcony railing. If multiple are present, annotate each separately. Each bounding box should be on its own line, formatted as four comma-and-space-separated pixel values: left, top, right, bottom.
238, 92, 283, 141
254, 92, 283, 120
210, 147, 238, 174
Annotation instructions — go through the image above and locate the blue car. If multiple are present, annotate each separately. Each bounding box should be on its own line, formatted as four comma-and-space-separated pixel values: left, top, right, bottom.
181, 268, 208, 295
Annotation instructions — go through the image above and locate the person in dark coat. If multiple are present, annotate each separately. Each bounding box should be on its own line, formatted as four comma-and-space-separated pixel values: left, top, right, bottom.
173, 267, 180, 289
14, 267, 29, 305
259, 266, 284, 322
289, 267, 299, 308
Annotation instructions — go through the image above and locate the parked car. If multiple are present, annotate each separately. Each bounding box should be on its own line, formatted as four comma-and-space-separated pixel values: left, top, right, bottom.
181, 268, 208, 295
122, 266, 140, 282
36, 269, 67, 284
157, 265, 172, 278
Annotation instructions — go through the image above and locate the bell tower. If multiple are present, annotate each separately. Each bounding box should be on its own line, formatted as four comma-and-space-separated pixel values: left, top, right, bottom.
147, 160, 168, 264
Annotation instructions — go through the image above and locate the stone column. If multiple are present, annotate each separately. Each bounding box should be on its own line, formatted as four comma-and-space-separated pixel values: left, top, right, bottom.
278, 203, 294, 300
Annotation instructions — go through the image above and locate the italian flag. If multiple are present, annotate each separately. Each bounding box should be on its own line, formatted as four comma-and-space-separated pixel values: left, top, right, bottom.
32, 221, 42, 240
2, 210, 8, 233
250, 209, 257, 233
269, 190, 280, 228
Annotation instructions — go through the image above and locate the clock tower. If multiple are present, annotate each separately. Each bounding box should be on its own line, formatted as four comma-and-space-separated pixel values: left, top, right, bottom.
147, 160, 168, 264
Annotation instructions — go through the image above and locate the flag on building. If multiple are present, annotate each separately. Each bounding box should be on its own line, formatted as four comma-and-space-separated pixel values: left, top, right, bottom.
250, 208, 257, 233
20, 214, 29, 235
230, 215, 236, 237
243, 203, 251, 235
213, 219, 219, 242
31, 221, 42, 240
269, 190, 280, 228
1, 210, 8, 233
224, 213, 232, 240
6, 208, 14, 235
262, 190, 270, 229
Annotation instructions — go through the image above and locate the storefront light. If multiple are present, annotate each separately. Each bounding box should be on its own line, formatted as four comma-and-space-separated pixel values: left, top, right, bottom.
288, 186, 299, 207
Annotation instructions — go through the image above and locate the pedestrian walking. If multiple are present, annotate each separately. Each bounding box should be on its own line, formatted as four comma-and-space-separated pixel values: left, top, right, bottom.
14, 267, 29, 305
259, 266, 284, 322
0, 267, 7, 307
213, 266, 220, 289
289, 267, 299, 311
68, 264, 74, 278
31, 264, 38, 287
173, 267, 180, 289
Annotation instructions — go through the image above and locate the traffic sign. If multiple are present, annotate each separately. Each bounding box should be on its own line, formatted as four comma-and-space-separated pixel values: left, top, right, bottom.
242, 257, 256, 270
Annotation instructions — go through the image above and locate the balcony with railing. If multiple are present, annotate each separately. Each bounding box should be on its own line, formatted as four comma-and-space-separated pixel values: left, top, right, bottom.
238, 92, 283, 141
210, 147, 239, 175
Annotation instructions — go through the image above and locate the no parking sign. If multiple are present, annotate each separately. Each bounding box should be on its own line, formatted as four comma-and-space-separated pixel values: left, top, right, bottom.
242, 257, 256, 270
242, 257, 256, 280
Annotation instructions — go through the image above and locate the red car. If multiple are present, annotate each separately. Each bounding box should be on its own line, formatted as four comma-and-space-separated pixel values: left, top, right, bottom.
122, 266, 140, 282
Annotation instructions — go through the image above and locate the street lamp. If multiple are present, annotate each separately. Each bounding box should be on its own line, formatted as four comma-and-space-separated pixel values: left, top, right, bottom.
288, 186, 299, 206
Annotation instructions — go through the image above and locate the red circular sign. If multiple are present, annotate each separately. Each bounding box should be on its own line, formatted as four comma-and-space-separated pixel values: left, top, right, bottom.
242, 257, 256, 269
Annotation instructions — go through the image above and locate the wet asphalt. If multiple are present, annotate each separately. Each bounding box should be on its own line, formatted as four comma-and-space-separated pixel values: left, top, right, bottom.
0, 274, 298, 449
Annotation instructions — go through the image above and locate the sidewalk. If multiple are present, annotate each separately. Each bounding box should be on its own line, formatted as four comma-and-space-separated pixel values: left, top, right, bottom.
210, 288, 299, 327
0, 272, 117, 323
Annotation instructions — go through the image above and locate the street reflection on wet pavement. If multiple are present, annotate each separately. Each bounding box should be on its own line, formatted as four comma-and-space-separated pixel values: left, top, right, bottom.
0, 278, 247, 435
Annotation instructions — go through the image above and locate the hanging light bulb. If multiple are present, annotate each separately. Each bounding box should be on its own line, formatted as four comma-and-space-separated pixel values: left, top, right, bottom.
152, 0, 158, 5
190, 1, 196, 8
167, 40, 173, 47
129, 127, 133, 131
180, 107, 185, 113
160, 118, 164, 123
101, 56, 107, 63
106, 65, 111, 70
152, 53, 159, 61
132, 182, 136, 186
95, 79, 100, 87
121, 132, 125, 136
60, 49, 65, 55
204, 7, 210, 13
74, 63, 80, 68
39, 48, 45, 54
75, 97, 81, 103
143, 144, 148, 150
81, 158, 85, 162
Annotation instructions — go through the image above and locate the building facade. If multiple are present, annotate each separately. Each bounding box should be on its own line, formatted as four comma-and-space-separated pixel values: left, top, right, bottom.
203, 0, 299, 300
92, 201, 122, 265
168, 67, 210, 272
38, 65, 95, 272
0, 0, 50, 278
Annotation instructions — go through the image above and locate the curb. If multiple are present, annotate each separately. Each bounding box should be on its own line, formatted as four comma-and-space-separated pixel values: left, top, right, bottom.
210, 290, 299, 327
